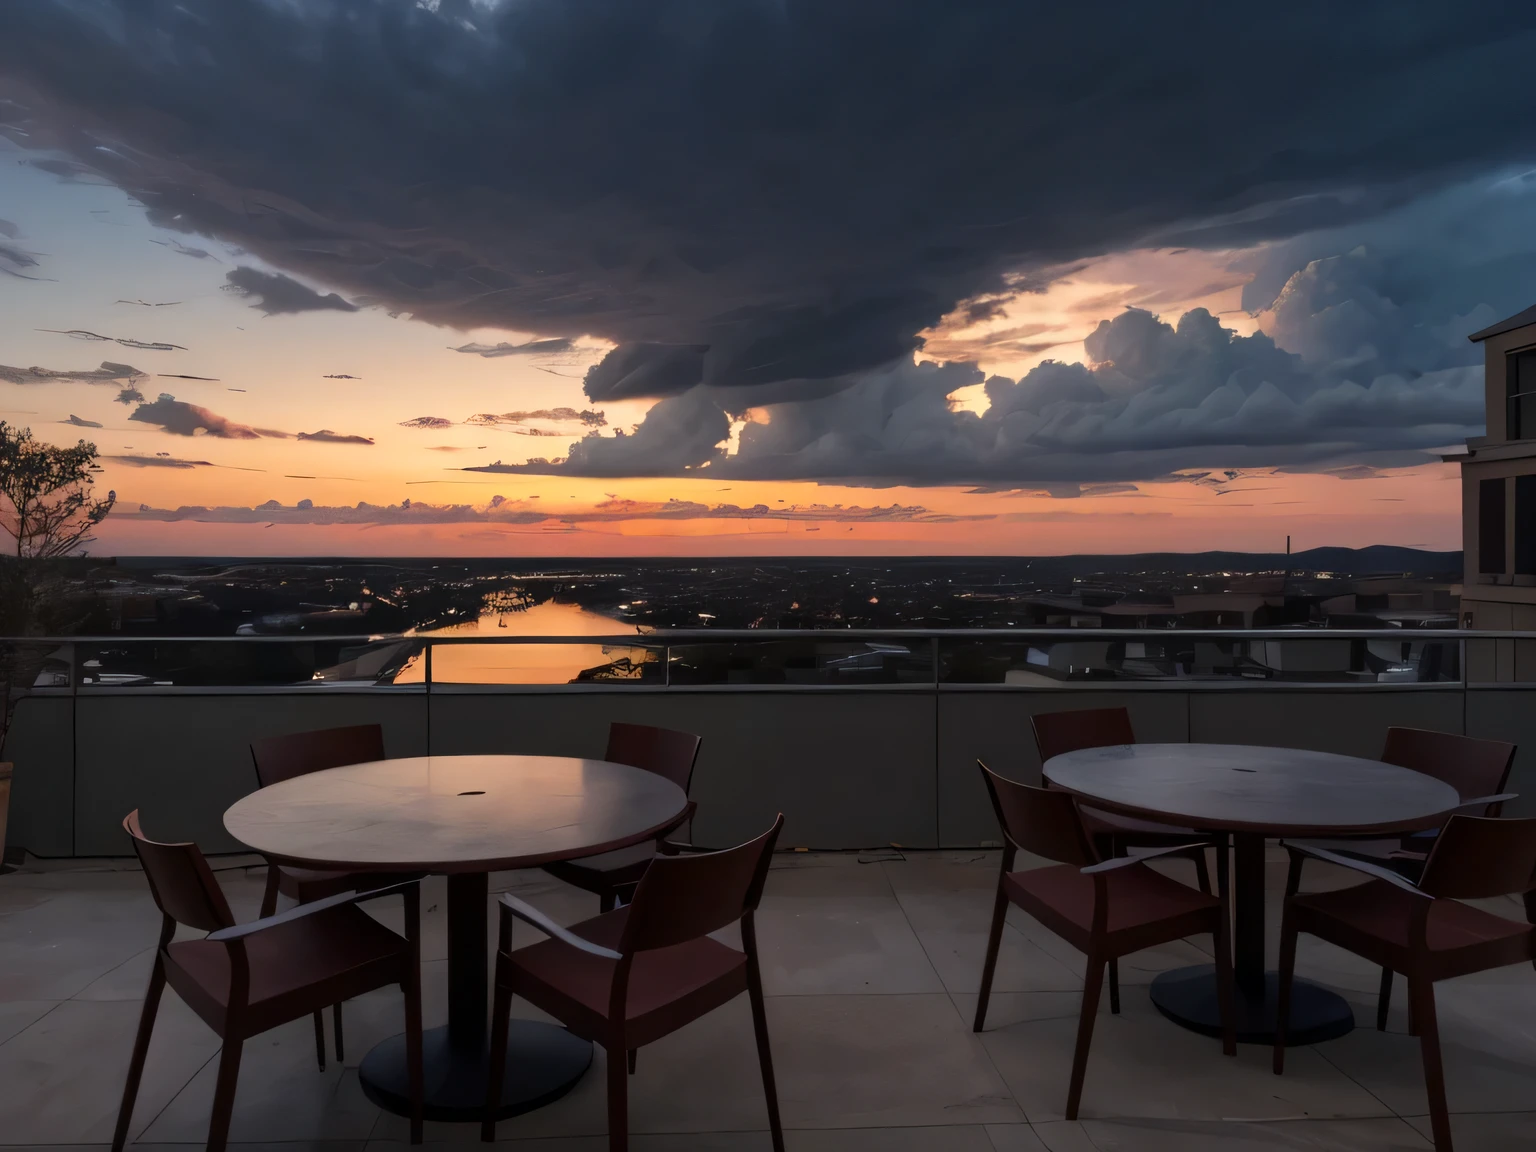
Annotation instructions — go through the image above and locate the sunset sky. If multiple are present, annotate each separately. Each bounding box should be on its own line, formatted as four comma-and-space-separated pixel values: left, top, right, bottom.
4, 2, 1535, 557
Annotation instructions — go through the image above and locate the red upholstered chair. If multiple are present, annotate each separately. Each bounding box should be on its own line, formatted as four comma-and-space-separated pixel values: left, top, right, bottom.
542, 722, 702, 912
973, 763, 1234, 1120
249, 723, 420, 1069
484, 815, 785, 1151
1031, 706, 1219, 1012
1274, 816, 1536, 1152
114, 811, 423, 1152
1294, 726, 1517, 1030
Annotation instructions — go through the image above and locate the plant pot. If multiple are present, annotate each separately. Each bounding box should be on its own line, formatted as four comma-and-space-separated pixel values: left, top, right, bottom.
0, 762, 11, 872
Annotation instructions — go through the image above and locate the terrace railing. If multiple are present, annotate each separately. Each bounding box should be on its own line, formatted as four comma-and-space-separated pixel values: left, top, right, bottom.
8, 627, 1536, 693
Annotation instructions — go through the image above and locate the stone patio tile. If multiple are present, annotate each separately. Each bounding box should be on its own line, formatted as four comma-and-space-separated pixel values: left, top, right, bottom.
754, 894, 944, 995
1404, 1111, 1536, 1151
0, 998, 58, 1046
977, 994, 1392, 1125
1315, 981, 1536, 1117
893, 887, 1081, 995
1031, 1116, 1432, 1150
138, 1011, 385, 1144
0, 996, 220, 1145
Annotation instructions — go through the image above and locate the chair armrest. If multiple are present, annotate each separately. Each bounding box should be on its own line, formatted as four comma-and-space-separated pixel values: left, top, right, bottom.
1281, 841, 1431, 898
1080, 842, 1209, 874
1454, 792, 1518, 811
498, 893, 623, 960
207, 879, 419, 942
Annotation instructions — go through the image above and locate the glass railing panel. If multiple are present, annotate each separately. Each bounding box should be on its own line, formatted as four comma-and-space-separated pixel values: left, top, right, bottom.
73, 638, 425, 688
420, 639, 665, 685
667, 639, 933, 685
939, 634, 1461, 684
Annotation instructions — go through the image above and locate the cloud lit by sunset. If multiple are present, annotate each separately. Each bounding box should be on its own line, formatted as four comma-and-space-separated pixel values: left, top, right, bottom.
2, 1, 1532, 557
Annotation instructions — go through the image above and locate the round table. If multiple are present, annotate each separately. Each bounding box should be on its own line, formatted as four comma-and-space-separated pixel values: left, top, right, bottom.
1043, 742, 1459, 1045
224, 754, 688, 1122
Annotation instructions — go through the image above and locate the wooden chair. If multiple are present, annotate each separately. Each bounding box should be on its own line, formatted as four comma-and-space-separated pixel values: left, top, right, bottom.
541, 722, 702, 912
249, 722, 420, 1069
973, 762, 1234, 1120
114, 811, 423, 1152
484, 814, 785, 1151
1032, 706, 1219, 1013
1274, 816, 1536, 1152
1296, 726, 1517, 1030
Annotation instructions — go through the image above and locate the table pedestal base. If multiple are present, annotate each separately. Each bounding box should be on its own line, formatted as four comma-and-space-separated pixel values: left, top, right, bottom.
359, 1021, 592, 1122
1150, 964, 1355, 1046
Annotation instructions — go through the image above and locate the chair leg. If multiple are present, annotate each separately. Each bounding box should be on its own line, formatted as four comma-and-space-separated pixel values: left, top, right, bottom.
205, 1038, 244, 1152
1409, 975, 1453, 1152
1108, 958, 1120, 1015
1065, 952, 1106, 1121
1212, 912, 1237, 1058
973, 881, 1009, 1032
607, 1039, 630, 1152
1376, 967, 1393, 1032
403, 989, 423, 1145
482, 968, 514, 1142
1192, 847, 1212, 897
312, 1011, 326, 1071
747, 963, 786, 1152
111, 955, 166, 1152
260, 864, 281, 919
332, 1002, 345, 1063
1273, 903, 1299, 1074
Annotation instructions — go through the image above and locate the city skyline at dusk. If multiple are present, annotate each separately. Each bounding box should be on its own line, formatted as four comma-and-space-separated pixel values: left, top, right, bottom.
4, 3, 1534, 556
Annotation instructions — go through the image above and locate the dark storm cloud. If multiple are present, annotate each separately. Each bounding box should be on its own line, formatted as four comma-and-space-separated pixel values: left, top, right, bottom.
105, 454, 214, 469
451, 339, 576, 357
117, 496, 982, 526
0, 360, 144, 385
5, 0, 1534, 409
129, 393, 262, 438
37, 329, 185, 351
223, 267, 358, 315
583, 344, 709, 402
503, 306, 1482, 484
296, 429, 375, 445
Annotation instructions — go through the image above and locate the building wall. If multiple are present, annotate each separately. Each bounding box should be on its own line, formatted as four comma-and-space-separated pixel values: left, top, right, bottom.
1461, 322, 1536, 658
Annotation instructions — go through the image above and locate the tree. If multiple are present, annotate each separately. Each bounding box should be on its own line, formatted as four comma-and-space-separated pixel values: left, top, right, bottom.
0, 424, 115, 739
0, 422, 115, 561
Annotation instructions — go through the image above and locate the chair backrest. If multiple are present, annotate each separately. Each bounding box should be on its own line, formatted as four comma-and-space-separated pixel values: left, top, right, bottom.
605, 722, 702, 794
620, 813, 783, 953
250, 723, 386, 789
978, 761, 1096, 867
123, 810, 235, 933
1031, 706, 1136, 764
1418, 814, 1536, 901
1381, 727, 1516, 811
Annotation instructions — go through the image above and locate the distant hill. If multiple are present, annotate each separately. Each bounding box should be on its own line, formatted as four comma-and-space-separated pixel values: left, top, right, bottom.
108, 545, 1462, 576
1019, 545, 1462, 578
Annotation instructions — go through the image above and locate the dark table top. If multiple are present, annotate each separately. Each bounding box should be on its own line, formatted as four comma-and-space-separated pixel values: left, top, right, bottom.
1043, 742, 1461, 836
224, 754, 688, 873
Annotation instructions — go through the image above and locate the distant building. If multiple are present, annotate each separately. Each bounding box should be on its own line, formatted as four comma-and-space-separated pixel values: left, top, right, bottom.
1453, 305, 1536, 676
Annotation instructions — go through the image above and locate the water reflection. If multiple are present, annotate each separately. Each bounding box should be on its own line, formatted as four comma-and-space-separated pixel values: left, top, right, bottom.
399, 600, 657, 685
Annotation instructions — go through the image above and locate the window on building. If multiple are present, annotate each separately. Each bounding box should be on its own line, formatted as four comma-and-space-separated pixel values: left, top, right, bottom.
1508, 349, 1536, 439
1517, 474, 1536, 575
1480, 477, 1507, 574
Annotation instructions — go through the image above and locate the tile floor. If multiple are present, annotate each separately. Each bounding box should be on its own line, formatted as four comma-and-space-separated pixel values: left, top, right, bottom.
0, 846, 1532, 1151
